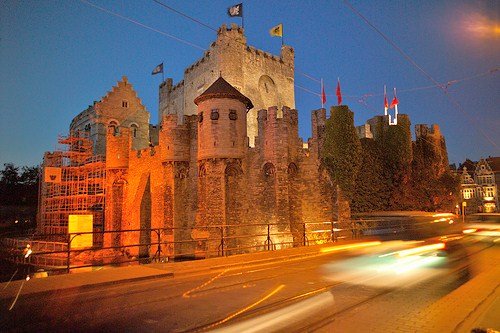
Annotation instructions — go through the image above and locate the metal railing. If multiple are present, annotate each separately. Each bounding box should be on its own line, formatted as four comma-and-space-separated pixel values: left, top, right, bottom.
1, 215, 461, 276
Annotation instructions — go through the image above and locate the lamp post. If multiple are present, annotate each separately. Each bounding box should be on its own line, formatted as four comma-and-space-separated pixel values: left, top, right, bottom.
462, 201, 466, 223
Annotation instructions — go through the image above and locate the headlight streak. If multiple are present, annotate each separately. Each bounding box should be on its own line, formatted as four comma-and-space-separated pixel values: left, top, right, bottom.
396, 243, 445, 257
206, 284, 285, 330
209, 290, 334, 333
320, 241, 382, 253
376, 255, 443, 275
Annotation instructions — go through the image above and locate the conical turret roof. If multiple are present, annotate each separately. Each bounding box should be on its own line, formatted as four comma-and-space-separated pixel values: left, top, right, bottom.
194, 77, 253, 109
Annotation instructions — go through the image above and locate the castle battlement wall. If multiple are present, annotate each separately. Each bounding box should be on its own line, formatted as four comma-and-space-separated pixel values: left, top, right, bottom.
160, 114, 191, 162
106, 127, 131, 170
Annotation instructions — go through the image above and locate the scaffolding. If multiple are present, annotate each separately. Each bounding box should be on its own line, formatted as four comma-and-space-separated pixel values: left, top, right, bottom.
38, 132, 105, 245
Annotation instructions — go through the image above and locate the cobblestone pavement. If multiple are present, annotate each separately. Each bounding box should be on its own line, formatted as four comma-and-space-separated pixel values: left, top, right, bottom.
317, 244, 500, 333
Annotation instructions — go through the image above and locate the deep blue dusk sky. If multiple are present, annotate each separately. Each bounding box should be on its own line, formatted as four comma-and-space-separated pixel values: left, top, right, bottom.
1, 0, 498, 168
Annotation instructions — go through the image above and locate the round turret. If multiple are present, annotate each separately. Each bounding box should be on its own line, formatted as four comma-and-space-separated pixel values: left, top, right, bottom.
194, 77, 253, 160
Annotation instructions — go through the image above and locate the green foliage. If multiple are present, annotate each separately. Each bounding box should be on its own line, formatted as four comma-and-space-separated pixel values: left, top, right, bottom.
0, 164, 40, 222
351, 139, 390, 212
380, 115, 413, 171
0, 163, 20, 185
378, 116, 413, 210
411, 138, 459, 211
323, 110, 455, 213
322, 106, 361, 202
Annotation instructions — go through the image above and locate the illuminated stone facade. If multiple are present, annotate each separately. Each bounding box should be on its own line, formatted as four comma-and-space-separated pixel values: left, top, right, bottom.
70, 76, 151, 155
60, 24, 342, 259
105, 77, 338, 257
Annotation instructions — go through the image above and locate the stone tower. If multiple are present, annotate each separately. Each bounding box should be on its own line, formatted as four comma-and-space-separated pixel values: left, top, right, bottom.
194, 77, 253, 255
159, 23, 294, 147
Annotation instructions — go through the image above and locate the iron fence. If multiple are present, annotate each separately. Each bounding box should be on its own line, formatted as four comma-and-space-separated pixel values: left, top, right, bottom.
0, 215, 461, 277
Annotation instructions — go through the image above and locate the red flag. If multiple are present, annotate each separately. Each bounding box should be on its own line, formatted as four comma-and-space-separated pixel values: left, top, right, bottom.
336, 79, 342, 105
389, 89, 399, 109
389, 96, 398, 108
321, 80, 326, 106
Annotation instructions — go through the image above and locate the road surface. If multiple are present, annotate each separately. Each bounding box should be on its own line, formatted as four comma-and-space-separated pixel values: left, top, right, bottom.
1, 239, 498, 332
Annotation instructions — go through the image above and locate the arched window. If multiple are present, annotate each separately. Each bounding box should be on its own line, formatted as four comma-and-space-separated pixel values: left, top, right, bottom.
109, 121, 119, 135
130, 124, 139, 138
287, 163, 298, 178
225, 164, 242, 177
263, 162, 275, 178
198, 164, 207, 178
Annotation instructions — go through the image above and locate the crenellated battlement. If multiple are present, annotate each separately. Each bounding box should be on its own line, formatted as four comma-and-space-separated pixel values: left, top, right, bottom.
184, 52, 211, 75
415, 123, 442, 138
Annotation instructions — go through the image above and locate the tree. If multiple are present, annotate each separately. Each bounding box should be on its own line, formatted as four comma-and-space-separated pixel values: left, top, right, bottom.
0, 163, 20, 185
322, 106, 361, 203
19, 166, 39, 186
0, 164, 40, 204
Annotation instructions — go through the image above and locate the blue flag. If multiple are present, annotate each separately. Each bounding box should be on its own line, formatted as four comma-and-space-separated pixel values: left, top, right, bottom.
228, 3, 243, 17
152, 63, 163, 75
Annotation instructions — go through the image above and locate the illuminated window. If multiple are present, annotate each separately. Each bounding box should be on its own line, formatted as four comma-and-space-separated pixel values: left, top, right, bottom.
485, 187, 494, 198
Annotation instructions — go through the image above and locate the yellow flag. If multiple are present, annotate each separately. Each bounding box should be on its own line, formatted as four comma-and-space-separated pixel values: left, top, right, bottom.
44, 167, 62, 183
269, 23, 283, 37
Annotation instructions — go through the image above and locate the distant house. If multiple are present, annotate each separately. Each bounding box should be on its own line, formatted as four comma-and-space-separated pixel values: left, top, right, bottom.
459, 157, 499, 213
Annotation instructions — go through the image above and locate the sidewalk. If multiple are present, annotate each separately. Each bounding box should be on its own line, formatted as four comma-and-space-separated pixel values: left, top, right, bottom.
0, 242, 333, 299
412, 247, 500, 333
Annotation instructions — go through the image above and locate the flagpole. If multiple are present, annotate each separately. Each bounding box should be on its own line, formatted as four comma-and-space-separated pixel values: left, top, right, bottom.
281, 24, 284, 46
162, 62, 164, 82
394, 87, 398, 125
321, 79, 324, 109
384, 85, 387, 116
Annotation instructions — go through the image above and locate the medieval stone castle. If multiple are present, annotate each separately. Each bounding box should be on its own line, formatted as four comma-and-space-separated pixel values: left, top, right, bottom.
39, 24, 448, 258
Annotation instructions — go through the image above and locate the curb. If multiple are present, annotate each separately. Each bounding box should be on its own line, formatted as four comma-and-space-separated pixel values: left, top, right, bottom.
0, 271, 173, 301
